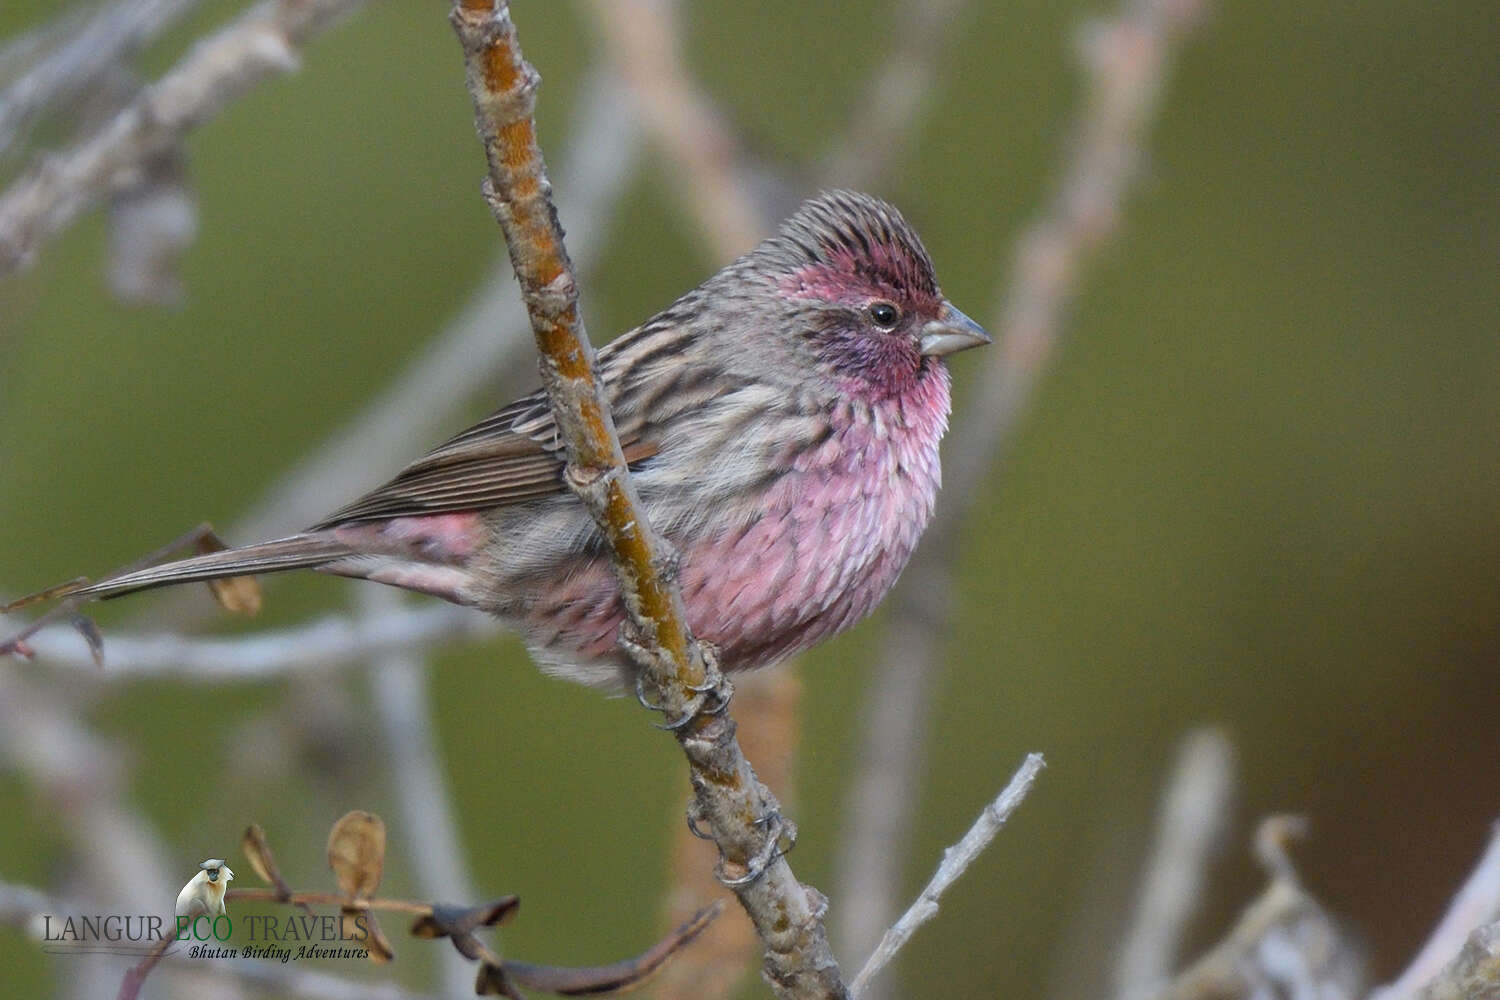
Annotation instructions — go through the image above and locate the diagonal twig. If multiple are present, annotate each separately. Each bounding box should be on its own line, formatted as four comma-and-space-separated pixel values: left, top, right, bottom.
849, 754, 1045, 997
0, 0, 210, 157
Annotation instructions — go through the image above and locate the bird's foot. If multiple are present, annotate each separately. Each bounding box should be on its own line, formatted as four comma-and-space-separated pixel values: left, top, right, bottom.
717, 809, 797, 888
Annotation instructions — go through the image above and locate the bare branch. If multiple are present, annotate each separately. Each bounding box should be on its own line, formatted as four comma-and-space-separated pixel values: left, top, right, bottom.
849, 753, 1045, 998
5, 603, 496, 679
1114, 728, 1237, 1000
834, 1, 1207, 986
0, 0, 209, 156
657, 670, 805, 1000
449, 4, 845, 996
1369, 824, 1500, 1000
580, 0, 766, 261
0, 0, 367, 276
820, 0, 970, 190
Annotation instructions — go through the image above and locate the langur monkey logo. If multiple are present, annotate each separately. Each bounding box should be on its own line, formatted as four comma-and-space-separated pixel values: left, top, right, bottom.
176, 859, 234, 919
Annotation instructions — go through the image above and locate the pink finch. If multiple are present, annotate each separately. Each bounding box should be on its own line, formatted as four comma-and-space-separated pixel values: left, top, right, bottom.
7, 191, 988, 686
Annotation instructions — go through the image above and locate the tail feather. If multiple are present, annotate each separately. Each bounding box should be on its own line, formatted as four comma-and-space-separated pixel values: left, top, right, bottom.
68, 534, 353, 602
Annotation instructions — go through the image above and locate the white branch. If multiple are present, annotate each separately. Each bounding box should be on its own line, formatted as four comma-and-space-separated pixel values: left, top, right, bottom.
1114, 728, 1236, 1000
7, 604, 496, 680
849, 753, 1045, 998
0, 0, 368, 275
0, 0, 210, 155
1368, 823, 1500, 1000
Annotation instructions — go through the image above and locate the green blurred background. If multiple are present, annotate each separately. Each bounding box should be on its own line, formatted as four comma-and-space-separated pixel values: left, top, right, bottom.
1, 1, 1498, 997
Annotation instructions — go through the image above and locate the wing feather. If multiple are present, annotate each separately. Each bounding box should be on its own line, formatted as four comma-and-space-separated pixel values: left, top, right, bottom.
310, 389, 658, 528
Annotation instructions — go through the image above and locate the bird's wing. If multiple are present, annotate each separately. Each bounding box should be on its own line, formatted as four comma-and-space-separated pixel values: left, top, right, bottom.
309, 387, 658, 529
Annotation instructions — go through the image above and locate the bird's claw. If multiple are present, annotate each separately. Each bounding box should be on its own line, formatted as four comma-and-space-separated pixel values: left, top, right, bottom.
685, 801, 715, 841
631, 643, 732, 729
717, 811, 797, 888
634, 673, 666, 713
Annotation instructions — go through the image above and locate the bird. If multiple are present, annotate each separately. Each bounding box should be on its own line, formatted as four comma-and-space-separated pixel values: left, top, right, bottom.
175, 860, 234, 919
4, 191, 989, 687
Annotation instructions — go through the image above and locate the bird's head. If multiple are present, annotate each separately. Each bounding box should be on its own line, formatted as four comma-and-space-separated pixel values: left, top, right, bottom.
757, 190, 990, 397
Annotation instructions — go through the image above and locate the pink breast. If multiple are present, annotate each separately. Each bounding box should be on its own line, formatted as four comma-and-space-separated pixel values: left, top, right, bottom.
522, 366, 951, 672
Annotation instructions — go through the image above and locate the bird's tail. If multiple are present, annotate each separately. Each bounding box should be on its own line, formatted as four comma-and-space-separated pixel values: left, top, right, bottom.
5, 533, 353, 608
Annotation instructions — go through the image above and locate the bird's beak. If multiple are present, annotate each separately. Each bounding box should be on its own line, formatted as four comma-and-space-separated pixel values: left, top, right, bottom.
919, 301, 992, 357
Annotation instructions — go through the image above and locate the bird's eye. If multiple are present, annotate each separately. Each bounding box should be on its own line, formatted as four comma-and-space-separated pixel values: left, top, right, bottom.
868, 301, 900, 329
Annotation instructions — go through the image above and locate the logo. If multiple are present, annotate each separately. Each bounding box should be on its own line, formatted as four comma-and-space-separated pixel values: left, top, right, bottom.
38, 855, 370, 963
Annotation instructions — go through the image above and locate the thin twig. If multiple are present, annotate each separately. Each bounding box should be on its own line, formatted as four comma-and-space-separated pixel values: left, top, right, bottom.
580, 0, 765, 261
1368, 824, 1500, 1000
1114, 728, 1236, 1000
849, 753, 1045, 998
834, 1, 1207, 987
0, 0, 367, 276
449, 4, 846, 996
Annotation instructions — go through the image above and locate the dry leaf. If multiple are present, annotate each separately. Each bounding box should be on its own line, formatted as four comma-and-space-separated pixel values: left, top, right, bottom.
411, 898, 520, 939
240, 825, 289, 898
341, 906, 394, 964
327, 811, 386, 900
476, 960, 525, 999
195, 532, 262, 615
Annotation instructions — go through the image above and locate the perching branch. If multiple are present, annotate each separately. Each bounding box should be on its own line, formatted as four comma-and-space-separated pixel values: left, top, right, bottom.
448, 4, 846, 997
0, 0, 367, 276
1405, 922, 1500, 1000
